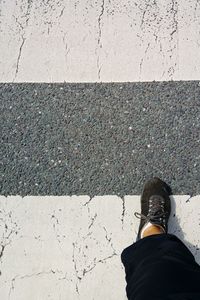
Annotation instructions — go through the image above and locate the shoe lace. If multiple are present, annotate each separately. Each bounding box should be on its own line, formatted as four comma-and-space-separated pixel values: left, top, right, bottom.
134, 195, 167, 224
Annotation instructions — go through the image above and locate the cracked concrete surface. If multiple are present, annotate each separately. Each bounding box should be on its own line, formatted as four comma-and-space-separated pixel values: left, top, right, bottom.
0, 195, 200, 299
0, 0, 200, 82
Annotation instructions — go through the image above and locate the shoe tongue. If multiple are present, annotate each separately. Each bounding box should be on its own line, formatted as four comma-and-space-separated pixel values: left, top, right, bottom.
149, 211, 163, 223
150, 207, 163, 217
154, 210, 163, 216
150, 219, 162, 225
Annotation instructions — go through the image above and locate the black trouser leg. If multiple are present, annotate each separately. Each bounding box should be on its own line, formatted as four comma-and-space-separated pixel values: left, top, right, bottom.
121, 234, 200, 300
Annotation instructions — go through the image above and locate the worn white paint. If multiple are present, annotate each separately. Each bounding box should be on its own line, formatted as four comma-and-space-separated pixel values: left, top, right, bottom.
0, 0, 200, 82
0, 195, 200, 300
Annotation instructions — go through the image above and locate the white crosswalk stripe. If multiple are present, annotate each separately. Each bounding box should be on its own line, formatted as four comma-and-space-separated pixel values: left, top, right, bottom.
1, 1, 200, 299
0, 0, 200, 82
0, 195, 200, 299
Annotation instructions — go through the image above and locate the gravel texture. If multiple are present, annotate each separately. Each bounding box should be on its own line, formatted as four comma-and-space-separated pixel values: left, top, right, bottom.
1, 82, 200, 196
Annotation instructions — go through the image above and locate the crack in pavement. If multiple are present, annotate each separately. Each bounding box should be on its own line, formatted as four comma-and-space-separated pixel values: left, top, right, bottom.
96, 0, 105, 80
11, 0, 34, 81
88, 213, 97, 230
13, 36, 26, 82
170, 0, 178, 40
62, 31, 70, 73
9, 269, 63, 299
0, 209, 20, 274
73, 239, 117, 284
72, 242, 81, 295
139, 42, 150, 79
103, 226, 117, 254
12, 8, 31, 82
97, 0, 105, 47
121, 196, 126, 229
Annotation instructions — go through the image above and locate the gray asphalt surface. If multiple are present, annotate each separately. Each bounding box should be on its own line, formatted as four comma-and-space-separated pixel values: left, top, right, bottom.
1, 82, 200, 197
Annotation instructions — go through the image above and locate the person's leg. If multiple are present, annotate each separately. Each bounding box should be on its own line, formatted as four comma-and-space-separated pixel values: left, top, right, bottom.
121, 178, 200, 300
121, 233, 200, 300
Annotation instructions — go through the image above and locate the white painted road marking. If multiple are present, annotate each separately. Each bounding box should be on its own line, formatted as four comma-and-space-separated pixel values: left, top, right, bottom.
0, 0, 200, 82
1, 1, 200, 299
0, 195, 199, 300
